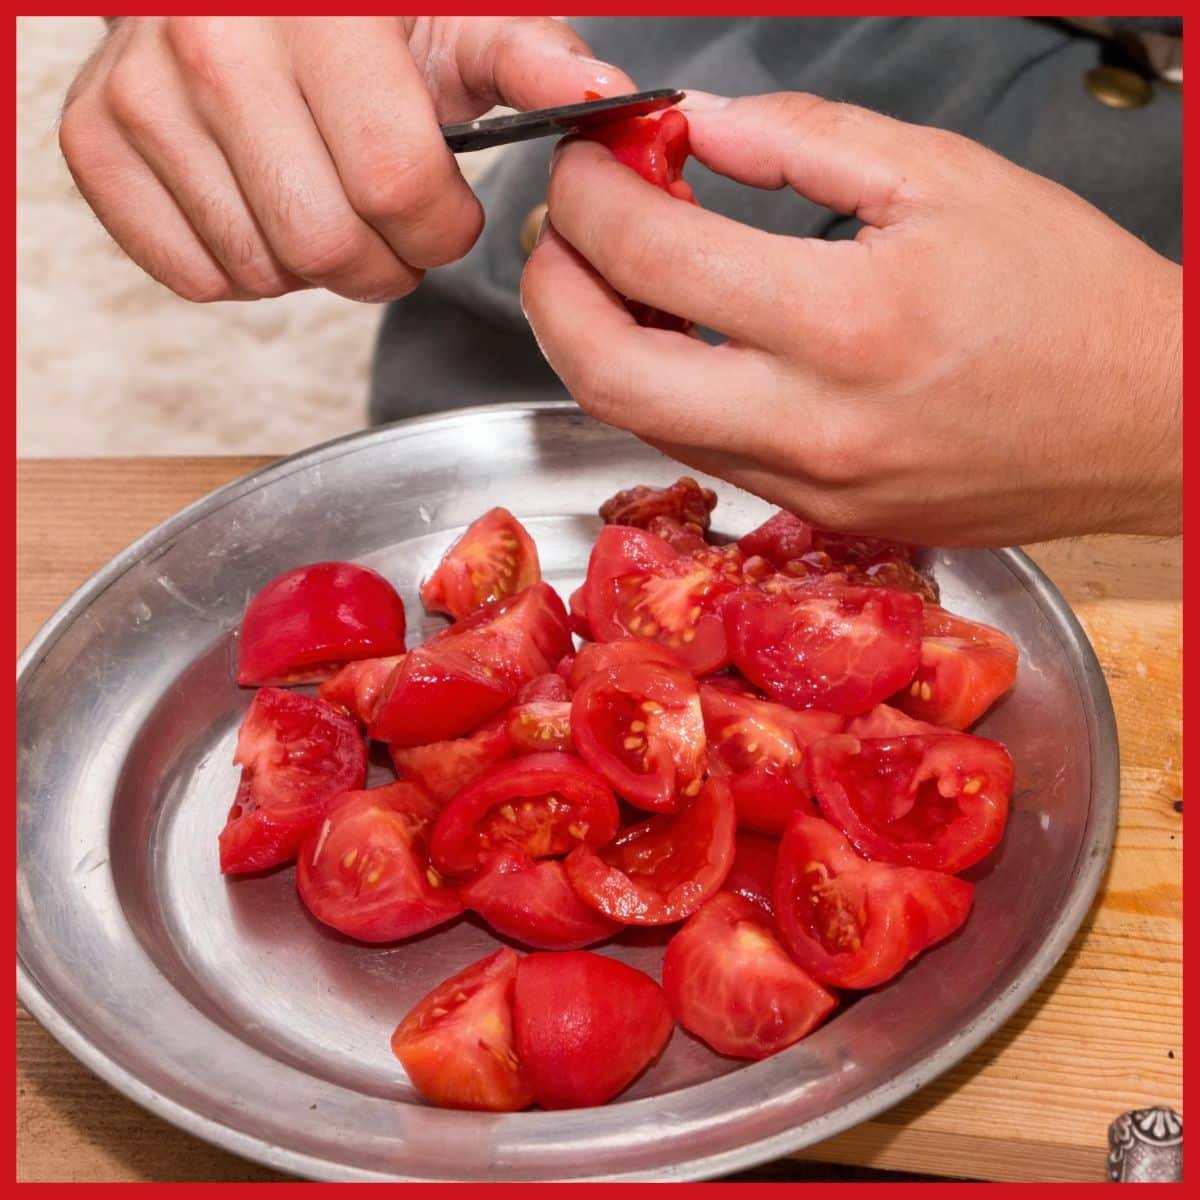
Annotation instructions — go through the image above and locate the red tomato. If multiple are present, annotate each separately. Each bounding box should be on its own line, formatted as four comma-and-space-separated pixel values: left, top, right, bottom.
598, 476, 717, 536
505, 699, 573, 754
737, 510, 814, 565
582, 525, 735, 675
219, 688, 367, 874
845, 703, 944, 739
585, 108, 693, 196
662, 892, 836, 1059
565, 638, 684, 691
370, 582, 572, 746
894, 606, 1019, 730
517, 673, 571, 703
565, 776, 735, 924
807, 732, 1014, 873
725, 582, 922, 715
567, 586, 592, 639
390, 947, 532, 1112
723, 831, 779, 916
237, 562, 407, 686
429, 752, 619, 877
420, 507, 541, 621
295, 782, 463, 942
646, 515, 711, 554
318, 654, 405, 726
512, 951, 673, 1108
389, 718, 511, 805
572, 659, 705, 813
774, 813, 974, 989
699, 682, 842, 833
459, 848, 621, 950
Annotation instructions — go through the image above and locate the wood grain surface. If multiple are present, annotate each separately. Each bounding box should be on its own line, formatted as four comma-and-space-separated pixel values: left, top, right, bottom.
16, 457, 1183, 1184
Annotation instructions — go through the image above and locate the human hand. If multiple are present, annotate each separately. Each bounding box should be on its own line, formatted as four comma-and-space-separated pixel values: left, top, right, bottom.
522, 92, 1181, 546
59, 16, 633, 302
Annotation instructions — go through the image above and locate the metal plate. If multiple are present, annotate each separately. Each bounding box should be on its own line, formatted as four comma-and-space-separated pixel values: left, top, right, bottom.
16, 402, 1118, 1182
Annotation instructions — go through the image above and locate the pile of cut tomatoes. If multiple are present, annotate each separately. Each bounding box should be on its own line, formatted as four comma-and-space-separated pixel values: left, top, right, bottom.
224, 477, 1018, 1111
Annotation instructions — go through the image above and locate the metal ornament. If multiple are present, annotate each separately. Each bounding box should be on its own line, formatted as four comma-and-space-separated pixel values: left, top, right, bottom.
1107, 1107, 1183, 1183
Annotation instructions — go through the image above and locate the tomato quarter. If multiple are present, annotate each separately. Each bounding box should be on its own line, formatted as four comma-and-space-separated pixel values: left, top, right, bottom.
723, 831, 780, 916
318, 653, 405, 726
389, 717, 511, 805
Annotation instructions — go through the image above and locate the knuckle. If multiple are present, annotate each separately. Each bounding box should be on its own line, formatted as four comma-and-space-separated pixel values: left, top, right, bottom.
165, 17, 236, 89
168, 265, 234, 304
344, 140, 432, 223
276, 216, 370, 282
101, 55, 160, 132
57, 99, 96, 171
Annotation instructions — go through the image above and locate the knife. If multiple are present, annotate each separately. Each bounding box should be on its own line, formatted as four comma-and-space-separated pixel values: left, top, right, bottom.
442, 88, 685, 154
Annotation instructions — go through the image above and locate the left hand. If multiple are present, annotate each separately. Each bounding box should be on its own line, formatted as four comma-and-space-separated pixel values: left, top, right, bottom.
520, 92, 1182, 547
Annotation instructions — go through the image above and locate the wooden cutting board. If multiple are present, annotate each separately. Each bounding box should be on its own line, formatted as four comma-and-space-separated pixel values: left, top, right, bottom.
15, 457, 1182, 1184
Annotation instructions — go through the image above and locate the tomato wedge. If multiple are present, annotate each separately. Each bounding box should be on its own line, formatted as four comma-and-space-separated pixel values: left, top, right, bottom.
808, 732, 1014, 873
237, 561, 407, 686
725, 582, 922, 715
565, 776, 735, 924
599, 476, 717, 536
723, 831, 780, 916
894, 606, 1019, 730
296, 782, 463, 942
420, 507, 541, 621
512, 951, 673, 1109
663, 892, 836, 1059
390, 947, 532, 1112
429, 752, 619, 877
219, 687, 367, 874
370, 582, 572, 746
459, 848, 621, 950
318, 653, 405, 726
845, 703, 943, 739
582, 526, 735, 675
572, 659, 705, 813
565, 638, 684, 692
506, 670, 573, 752
774, 813, 974, 989
389, 717, 511, 805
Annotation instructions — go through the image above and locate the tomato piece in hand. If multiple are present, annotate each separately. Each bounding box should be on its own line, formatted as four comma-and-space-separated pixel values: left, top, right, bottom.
420, 507, 541, 621
599, 476, 717, 537
565, 776, 735, 924
391, 947, 532, 1112
808, 732, 1014, 873
894, 606, 1019, 730
572, 659, 705, 813
389, 718, 511, 805
318, 654, 405, 726
237, 562, 407, 686
774, 813, 974, 989
723, 831, 780, 916
430, 752, 619, 877
725, 582, 922, 715
219, 688, 367, 874
459, 848, 621, 950
513, 951, 673, 1109
296, 782, 462, 942
370, 582, 572, 746
663, 892, 836, 1059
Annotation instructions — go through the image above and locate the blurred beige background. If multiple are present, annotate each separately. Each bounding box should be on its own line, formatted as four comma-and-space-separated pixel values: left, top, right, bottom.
16, 16, 499, 458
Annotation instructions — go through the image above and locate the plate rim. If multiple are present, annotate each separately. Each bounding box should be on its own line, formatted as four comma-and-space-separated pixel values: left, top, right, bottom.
17, 401, 1119, 1182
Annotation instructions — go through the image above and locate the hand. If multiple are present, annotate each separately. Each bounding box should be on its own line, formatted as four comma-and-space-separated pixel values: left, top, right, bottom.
522, 92, 1181, 546
59, 16, 634, 303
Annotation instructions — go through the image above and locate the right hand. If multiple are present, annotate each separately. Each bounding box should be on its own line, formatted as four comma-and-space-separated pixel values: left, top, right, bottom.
59, 17, 634, 302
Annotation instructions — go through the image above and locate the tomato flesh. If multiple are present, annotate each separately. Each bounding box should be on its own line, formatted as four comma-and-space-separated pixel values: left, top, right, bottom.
318, 654, 405, 726
391, 947, 532, 1112
845, 703, 943, 739
237, 561, 407, 686
512, 951, 673, 1109
505, 674, 574, 754
808, 732, 1014, 873
725, 582, 922, 715
460, 848, 621, 950
565, 638, 684, 692
389, 717, 511, 805
599, 476, 717, 537
421, 507, 541, 621
430, 752, 619, 877
565, 775, 735, 924
296, 782, 463, 942
219, 687, 367, 874
663, 891, 836, 1059
723, 831, 780, 916
774, 813, 973, 989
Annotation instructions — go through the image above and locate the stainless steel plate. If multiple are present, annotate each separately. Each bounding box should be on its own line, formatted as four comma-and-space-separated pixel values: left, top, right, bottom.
17, 402, 1118, 1182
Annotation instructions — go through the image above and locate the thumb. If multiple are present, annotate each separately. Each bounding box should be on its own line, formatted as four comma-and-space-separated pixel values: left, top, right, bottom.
452, 17, 638, 113
680, 90, 934, 228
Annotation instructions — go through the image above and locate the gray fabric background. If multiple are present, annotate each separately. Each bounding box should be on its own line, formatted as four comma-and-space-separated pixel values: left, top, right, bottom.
370, 16, 1181, 423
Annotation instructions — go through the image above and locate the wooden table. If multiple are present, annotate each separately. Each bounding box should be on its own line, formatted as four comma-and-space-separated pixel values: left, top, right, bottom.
16, 458, 1183, 1184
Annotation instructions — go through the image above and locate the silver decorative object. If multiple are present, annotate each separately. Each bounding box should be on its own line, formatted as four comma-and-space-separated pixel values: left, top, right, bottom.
1108, 1107, 1183, 1183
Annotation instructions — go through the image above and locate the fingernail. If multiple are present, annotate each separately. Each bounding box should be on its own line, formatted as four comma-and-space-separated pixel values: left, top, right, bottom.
535, 214, 553, 248
549, 133, 579, 175
570, 52, 625, 89
679, 90, 732, 112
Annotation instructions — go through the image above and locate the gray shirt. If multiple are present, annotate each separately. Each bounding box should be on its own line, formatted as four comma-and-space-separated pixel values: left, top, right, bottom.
370, 16, 1181, 424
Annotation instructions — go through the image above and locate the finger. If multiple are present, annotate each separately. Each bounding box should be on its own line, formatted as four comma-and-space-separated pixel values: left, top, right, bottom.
679, 90, 938, 227
58, 102, 238, 302
294, 17, 483, 270
101, 28, 303, 297
522, 226, 794, 463
546, 138, 877, 351
165, 17, 421, 301
445, 16, 638, 114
